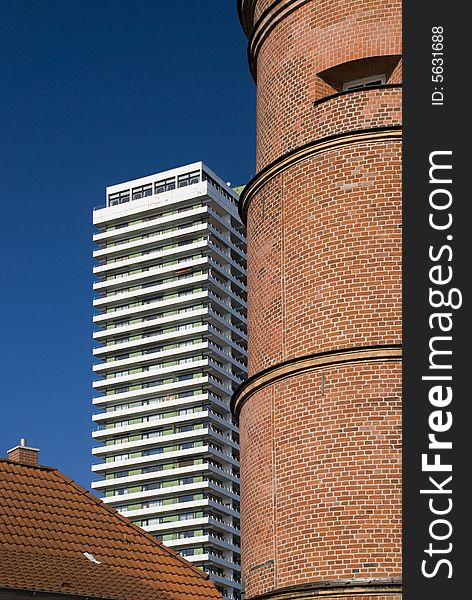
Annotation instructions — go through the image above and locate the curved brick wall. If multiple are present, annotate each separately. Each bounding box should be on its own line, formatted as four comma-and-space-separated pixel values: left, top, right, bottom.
240, 363, 402, 597
247, 144, 402, 374
253, 0, 402, 169
235, 1, 402, 598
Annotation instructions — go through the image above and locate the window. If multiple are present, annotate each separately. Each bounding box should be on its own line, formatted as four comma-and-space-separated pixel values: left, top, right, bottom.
115, 370, 129, 378
177, 373, 193, 382
143, 447, 163, 456
142, 380, 159, 389
182, 530, 194, 538
143, 496, 163, 505
155, 177, 176, 193
343, 74, 386, 91
178, 171, 200, 188
132, 184, 152, 200
145, 430, 164, 439
143, 465, 163, 473
143, 295, 163, 305
144, 347, 162, 355
108, 190, 130, 207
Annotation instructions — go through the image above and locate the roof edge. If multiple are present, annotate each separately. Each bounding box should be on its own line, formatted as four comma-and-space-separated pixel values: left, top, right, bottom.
0, 458, 213, 584
0, 585, 113, 600
49, 469, 213, 582
0, 458, 56, 472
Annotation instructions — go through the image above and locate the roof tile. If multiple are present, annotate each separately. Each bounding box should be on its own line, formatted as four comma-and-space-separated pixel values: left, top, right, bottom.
0, 459, 221, 600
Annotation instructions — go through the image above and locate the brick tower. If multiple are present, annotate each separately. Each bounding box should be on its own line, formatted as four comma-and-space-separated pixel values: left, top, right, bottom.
232, 2, 402, 599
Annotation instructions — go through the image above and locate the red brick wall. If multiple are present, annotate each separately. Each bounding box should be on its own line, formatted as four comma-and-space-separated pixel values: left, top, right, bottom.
389, 60, 403, 84
8, 447, 39, 466
237, 0, 402, 598
254, 0, 402, 169
240, 363, 402, 597
247, 144, 402, 375
257, 83, 403, 172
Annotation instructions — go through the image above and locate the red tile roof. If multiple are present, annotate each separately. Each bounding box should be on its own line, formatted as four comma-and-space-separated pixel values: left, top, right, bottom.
0, 459, 221, 600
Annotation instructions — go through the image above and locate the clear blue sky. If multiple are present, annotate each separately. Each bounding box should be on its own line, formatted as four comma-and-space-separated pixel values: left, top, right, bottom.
0, 0, 255, 489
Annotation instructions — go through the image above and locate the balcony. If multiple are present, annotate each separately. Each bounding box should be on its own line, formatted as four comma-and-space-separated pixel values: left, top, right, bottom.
93, 271, 207, 309
93, 342, 208, 375
92, 392, 230, 423
91, 444, 210, 473
93, 239, 208, 277
92, 358, 208, 390
93, 309, 208, 344
92, 375, 210, 406
93, 257, 209, 294
93, 288, 208, 324
94, 220, 208, 259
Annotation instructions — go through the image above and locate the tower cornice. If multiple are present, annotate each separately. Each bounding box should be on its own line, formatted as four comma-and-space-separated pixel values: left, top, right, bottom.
237, 0, 255, 37
245, 578, 403, 599
231, 345, 402, 419
238, 125, 403, 224
238, 0, 312, 80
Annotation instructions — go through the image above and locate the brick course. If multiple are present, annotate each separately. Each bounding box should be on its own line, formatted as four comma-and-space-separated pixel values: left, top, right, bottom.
239, 364, 401, 598
7, 446, 39, 466
254, 0, 402, 169
247, 144, 402, 374
236, 0, 402, 598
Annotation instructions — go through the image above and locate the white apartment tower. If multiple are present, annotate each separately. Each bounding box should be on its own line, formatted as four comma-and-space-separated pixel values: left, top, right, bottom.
91, 162, 246, 600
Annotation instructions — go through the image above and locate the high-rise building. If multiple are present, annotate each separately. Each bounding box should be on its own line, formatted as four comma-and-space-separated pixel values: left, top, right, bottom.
233, 1, 402, 599
91, 162, 247, 600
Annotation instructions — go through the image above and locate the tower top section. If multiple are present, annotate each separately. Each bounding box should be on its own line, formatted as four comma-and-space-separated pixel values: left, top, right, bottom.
94, 161, 240, 223
237, 0, 401, 82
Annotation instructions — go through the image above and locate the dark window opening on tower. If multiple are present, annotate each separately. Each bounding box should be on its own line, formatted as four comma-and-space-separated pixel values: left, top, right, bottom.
343, 74, 386, 91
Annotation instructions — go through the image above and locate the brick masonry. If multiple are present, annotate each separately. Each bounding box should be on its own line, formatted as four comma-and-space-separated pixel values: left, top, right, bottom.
253, 0, 402, 169
247, 146, 402, 375
7, 446, 39, 466
235, 0, 402, 598
239, 363, 402, 597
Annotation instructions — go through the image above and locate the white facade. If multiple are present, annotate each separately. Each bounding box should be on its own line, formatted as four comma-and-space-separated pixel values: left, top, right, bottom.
91, 162, 246, 600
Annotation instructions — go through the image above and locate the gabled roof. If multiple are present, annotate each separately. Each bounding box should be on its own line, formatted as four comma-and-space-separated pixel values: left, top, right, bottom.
0, 459, 221, 600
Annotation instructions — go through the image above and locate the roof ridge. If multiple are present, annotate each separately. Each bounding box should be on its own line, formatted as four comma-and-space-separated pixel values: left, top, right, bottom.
49, 469, 212, 582
0, 458, 56, 472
